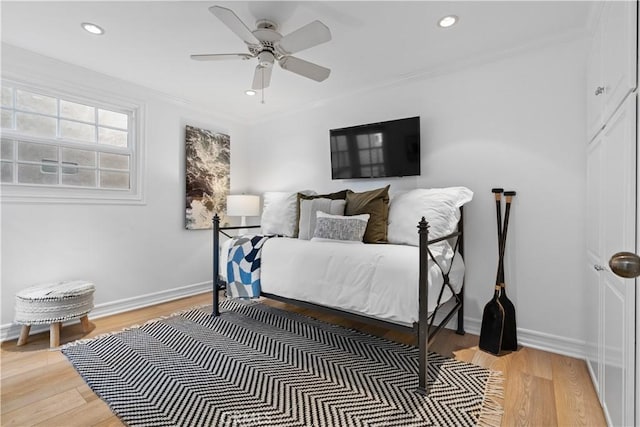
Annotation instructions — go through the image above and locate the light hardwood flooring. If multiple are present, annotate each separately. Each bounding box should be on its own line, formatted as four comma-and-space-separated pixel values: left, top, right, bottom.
1, 292, 606, 426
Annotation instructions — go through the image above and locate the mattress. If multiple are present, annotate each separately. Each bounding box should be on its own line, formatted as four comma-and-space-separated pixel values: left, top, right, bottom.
219, 237, 464, 326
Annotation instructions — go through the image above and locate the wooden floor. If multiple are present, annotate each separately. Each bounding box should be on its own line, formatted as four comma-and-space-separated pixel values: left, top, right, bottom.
1, 292, 606, 426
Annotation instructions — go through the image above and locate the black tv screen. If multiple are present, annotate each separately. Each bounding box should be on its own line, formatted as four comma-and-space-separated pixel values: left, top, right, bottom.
330, 116, 420, 179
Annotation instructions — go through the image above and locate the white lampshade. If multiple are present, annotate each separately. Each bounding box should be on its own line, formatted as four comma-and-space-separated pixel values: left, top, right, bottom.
226, 194, 260, 217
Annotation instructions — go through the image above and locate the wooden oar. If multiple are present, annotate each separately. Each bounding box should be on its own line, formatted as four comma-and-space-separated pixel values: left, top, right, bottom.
479, 285, 505, 355
479, 188, 506, 355
499, 191, 518, 351
492, 188, 504, 247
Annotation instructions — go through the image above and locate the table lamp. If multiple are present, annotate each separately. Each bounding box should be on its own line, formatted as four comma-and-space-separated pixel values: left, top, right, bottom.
226, 194, 260, 232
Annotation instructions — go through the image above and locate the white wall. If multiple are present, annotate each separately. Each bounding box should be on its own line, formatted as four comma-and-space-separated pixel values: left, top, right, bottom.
1, 38, 590, 357
0, 45, 252, 337
246, 38, 589, 356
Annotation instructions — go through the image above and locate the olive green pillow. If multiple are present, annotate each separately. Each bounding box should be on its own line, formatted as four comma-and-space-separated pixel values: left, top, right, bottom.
345, 185, 390, 243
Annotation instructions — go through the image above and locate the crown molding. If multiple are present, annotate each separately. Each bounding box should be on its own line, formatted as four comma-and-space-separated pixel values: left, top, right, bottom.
249, 27, 589, 126
1, 43, 247, 124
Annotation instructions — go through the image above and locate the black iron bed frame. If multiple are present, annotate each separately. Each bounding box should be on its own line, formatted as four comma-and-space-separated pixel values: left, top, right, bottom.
211, 208, 465, 395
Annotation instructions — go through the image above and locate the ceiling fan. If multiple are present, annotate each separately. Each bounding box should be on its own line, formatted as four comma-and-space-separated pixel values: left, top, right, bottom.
191, 6, 332, 91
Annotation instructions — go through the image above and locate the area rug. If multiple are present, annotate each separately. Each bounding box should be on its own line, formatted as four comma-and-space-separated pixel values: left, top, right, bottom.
62, 300, 503, 426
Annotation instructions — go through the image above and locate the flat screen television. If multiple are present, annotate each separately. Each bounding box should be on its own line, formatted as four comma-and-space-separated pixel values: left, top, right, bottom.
329, 116, 420, 179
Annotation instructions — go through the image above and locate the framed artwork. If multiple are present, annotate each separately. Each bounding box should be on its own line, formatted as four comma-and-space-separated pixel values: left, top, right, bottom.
185, 125, 230, 229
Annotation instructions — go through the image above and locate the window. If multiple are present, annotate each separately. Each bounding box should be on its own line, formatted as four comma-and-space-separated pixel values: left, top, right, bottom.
1, 81, 143, 203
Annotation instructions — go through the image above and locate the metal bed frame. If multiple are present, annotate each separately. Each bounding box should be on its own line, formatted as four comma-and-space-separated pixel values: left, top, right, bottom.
211, 208, 465, 395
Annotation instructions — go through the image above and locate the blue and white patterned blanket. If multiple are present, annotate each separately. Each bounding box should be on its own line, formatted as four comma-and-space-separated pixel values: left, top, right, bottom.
226, 235, 273, 298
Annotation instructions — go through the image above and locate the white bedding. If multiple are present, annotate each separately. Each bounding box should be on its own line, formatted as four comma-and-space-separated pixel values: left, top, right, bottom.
219, 237, 464, 326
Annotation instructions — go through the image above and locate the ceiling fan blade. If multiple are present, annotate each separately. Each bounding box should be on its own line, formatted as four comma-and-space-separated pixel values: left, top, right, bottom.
279, 56, 330, 82
252, 65, 273, 90
209, 6, 260, 45
190, 53, 253, 61
277, 20, 331, 55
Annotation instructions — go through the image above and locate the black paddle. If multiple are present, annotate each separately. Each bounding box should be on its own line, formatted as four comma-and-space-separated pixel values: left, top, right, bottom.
498, 191, 517, 351
479, 187, 507, 355
492, 188, 504, 251
478, 285, 504, 355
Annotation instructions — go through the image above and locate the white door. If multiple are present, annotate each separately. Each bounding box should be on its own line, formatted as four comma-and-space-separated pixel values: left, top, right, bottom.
586, 128, 604, 386
587, 15, 604, 141
587, 1, 637, 142
601, 1, 637, 124
600, 95, 636, 427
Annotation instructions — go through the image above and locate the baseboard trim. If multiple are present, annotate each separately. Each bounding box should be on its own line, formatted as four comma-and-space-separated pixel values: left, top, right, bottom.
2, 287, 589, 361
585, 358, 601, 400
462, 317, 587, 360
0, 280, 213, 342
586, 360, 612, 426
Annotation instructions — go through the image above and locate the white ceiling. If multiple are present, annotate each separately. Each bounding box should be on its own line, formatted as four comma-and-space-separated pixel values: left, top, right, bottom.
1, 1, 592, 123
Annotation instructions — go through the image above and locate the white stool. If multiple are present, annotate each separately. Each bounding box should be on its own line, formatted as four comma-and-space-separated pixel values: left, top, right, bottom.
14, 280, 95, 348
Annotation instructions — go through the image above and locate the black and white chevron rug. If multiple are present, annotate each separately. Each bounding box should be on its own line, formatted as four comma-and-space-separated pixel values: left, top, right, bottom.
62, 300, 503, 427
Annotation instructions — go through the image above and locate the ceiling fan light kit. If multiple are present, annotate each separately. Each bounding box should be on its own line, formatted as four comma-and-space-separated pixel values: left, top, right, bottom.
191, 5, 332, 100
257, 51, 275, 68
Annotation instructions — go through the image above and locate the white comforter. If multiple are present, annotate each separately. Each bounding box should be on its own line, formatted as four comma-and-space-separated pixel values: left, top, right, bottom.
220, 237, 464, 326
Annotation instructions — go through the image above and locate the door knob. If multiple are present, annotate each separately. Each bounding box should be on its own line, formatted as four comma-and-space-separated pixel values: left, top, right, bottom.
609, 252, 640, 279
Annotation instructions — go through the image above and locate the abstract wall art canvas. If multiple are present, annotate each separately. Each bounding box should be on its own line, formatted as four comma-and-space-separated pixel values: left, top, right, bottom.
185, 125, 230, 230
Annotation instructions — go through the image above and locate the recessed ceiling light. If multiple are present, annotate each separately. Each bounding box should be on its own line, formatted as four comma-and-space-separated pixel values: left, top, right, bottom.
81, 22, 105, 35
245, 90, 256, 96
438, 15, 458, 28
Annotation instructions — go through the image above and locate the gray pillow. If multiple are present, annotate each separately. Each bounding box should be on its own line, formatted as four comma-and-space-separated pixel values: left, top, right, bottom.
312, 211, 370, 242
298, 198, 346, 240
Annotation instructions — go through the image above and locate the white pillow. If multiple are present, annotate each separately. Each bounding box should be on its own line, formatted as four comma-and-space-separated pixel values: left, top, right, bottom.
261, 190, 315, 236
387, 187, 473, 246
312, 211, 370, 242
298, 198, 346, 240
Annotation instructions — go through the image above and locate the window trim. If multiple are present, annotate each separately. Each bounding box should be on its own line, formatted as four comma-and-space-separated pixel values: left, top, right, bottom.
1, 79, 145, 205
